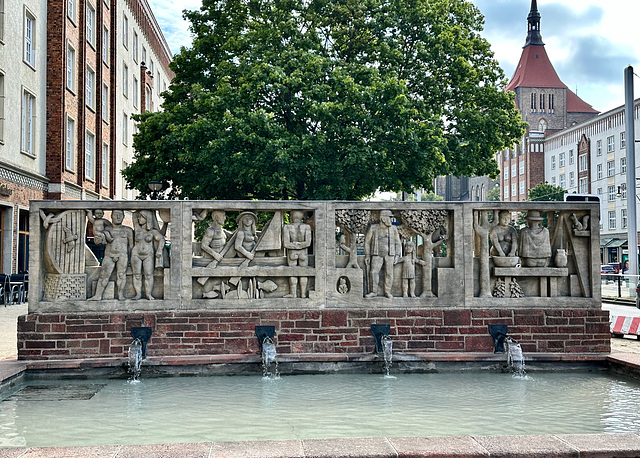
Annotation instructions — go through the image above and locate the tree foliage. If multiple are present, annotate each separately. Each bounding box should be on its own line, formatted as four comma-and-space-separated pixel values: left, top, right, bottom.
527, 182, 567, 202
124, 0, 526, 200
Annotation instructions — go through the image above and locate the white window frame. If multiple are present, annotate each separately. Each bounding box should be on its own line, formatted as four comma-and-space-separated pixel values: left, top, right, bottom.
597, 140, 602, 156
133, 32, 138, 63
621, 131, 626, 149
122, 63, 128, 97
622, 209, 628, 229
67, 0, 76, 23
86, 65, 96, 109
85, 130, 95, 180
569, 150, 574, 165
66, 42, 76, 92
519, 181, 525, 195
519, 160, 524, 175
607, 135, 615, 153
122, 112, 128, 145
578, 154, 587, 172
621, 157, 627, 174
102, 26, 109, 64
0, 0, 5, 42
551, 176, 556, 186
503, 168, 508, 179
21, 89, 35, 155
503, 186, 509, 199
511, 183, 516, 197
559, 174, 566, 189
24, 9, 36, 68
66, 115, 75, 171
122, 14, 128, 48
133, 76, 138, 109
579, 177, 588, 194
142, 46, 147, 64
559, 152, 565, 168
608, 185, 616, 201
607, 160, 615, 177
551, 156, 556, 170
569, 171, 575, 188
597, 164, 602, 180
511, 164, 516, 178
609, 211, 616, 230
145, 85, 151, 111
102, 82, 109, 121
86, 2, 95, 46
102, 142, 109, 187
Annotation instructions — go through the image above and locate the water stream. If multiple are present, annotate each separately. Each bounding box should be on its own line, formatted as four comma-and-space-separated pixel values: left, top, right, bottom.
381, 335, 393, 376
261, 337, 278, 378
128, 339, 143, 382
506, 337, 526, 377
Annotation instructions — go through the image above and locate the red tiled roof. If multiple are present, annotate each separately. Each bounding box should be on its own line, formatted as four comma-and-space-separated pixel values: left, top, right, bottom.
506, 44, 597, 113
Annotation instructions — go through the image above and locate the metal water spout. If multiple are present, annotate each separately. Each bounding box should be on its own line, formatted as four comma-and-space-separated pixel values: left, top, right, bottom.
488, 324, 508, 353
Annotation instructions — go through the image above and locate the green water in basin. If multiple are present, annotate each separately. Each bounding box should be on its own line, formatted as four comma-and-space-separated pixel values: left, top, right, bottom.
0, 371, 639, 447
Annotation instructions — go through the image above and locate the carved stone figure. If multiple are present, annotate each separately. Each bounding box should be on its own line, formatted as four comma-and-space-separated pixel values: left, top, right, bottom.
86, 209, 111, 245
337, 277, 349, 294
490, 211, 518, 258
400, 241, 426, 298
131, 210, 165, 300
335, 209, 371, 269
89, 210, 134, 301
283, 210, 312, 298
473, 210, 496, 297
570, 213, 590, 232
364, 210, 402, 298
418, 229, 448, 298
519, 210, 552, 267
198, 210, 232, 297
235, 212, 258, 263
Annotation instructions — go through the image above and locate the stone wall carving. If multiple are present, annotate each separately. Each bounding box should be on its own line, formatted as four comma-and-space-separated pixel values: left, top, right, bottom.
28, 201, 601, 312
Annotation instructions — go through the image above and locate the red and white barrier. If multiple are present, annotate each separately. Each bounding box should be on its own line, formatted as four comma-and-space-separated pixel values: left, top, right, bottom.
610, 315, 640, 336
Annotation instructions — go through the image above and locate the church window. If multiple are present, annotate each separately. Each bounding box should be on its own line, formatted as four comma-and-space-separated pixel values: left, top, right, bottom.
540, 94, 545, 110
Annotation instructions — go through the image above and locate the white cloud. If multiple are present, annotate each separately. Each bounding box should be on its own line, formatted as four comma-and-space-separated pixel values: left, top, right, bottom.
147, 0, 200, 54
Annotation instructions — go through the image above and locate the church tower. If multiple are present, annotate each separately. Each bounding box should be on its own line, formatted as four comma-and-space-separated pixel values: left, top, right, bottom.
500, 0, 598, 201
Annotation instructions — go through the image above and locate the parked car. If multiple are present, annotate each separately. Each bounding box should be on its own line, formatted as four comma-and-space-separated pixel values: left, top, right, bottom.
601, 265, 617, 281
607, 262, 621, 274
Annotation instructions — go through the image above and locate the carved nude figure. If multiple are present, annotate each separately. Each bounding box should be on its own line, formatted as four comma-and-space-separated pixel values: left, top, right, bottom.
518, 210, 552, 267
400, 241, 426, 298
201, 211, 230, 266
235, 212, 258, 262
86, 209, 111, 245
418, 230, 447, 298
89, 210, 134, 301
283, 210, 312, 298
131, 210, 165, 300
364, 210, 402, 298
490, 210, 518, 257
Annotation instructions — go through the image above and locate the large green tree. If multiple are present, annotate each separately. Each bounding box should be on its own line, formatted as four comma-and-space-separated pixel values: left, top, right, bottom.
527, 182, 567, 202
124, 0, 525, 200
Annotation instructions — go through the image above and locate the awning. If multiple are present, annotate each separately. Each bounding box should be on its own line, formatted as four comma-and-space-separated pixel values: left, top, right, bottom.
600, 238, 613, 247
608, 239, 627, 248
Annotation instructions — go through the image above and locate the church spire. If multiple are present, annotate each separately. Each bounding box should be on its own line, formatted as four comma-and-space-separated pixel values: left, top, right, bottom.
524, 0, 544, 47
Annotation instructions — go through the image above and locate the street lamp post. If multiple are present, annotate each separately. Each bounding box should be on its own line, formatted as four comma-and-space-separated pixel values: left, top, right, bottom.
624, 66, 637, 275
148, 181, 162, 200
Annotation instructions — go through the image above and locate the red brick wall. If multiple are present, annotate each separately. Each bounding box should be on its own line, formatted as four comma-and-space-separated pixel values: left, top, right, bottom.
17, 308, 611, 360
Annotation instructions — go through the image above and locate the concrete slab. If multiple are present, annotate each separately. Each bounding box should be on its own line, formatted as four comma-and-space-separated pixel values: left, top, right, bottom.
473, 434, 579, 457
557, 433, 640, 458
210, 439, 304, 457
389, 436, 489, 457
302, 437, 397, 457
0, 447, 31, 458
19, 445, 121, 457
116, 442, 212, 457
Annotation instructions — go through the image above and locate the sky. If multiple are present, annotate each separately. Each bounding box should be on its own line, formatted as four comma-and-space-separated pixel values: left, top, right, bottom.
148, 0, 639, 114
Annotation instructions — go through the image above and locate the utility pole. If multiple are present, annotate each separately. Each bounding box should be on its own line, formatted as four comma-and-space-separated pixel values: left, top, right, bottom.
624, 66, 637, 275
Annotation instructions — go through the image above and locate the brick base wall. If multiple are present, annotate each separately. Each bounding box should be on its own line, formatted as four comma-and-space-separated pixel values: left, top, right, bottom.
17, 309, 611, 360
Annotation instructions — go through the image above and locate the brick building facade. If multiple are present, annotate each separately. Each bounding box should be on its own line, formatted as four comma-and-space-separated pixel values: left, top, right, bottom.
0, 0, 172, 275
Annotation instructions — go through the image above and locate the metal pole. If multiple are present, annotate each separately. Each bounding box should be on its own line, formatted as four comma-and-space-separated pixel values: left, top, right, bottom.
624, 66, 637, 275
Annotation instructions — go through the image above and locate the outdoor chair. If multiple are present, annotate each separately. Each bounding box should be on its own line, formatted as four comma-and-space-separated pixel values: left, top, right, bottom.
0, 274, 10, 306
8, 274, 27, 305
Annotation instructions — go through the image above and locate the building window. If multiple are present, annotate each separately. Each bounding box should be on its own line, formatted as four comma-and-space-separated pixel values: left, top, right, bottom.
511, 164, 516, 177
621, 183, 627, 199
597, 187, 602, 198
607, 135, 615, 153
597, 140, 602, 156
133, 32, 138, 63
0, 0, 4, 43
607, 160, 615, 177
559, 174, 566, 189
142, 46, 147, 64
597, 163, 603, 180
86, 66, 95, 109
578, 154, 587, 172
621, 157, 627, 174
503, 168, 507, 179
503, 186, 508, 199
519, 160, 524, 175
569, 150, 574, 165
21, 89, 35, 154
609, 211, 616, 230
133, 76, 138, 109
102, 83, 109, 121
122, 14, 128, 48
0, 73, 4, 143
548, 93, 554, 111
66, 43, 75, 91
102, 26, 109, 63
519, 181, 525, 195
540, 94, 545, 110
65, 116, 75, 170
86, 2, 95, 46
122, 112, 128, 145
530, 92, 536, 110
102, 142, 109, 187
122, 63, 128, 97
569, 171, 575, 188
579, 177, 588, 194
551, 176, 556, 186
551, 156, 556, 170
18, 210, 29, 273
559, 152, 565, 168
145, 85, 152, 111
622, 209, 628, 229
85, 130, 95, 180
24, 10, 36, 67
608, 185, 616, 201
621, 131, 626, 149
511, 183, 516, 197
67, 0, 76, 22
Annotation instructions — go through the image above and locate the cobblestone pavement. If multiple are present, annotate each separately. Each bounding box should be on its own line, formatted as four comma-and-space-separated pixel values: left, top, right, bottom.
0, 303, 637, 359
